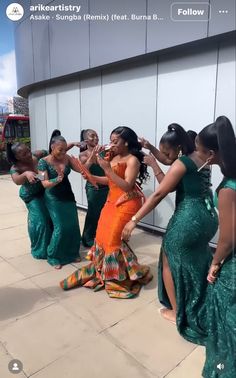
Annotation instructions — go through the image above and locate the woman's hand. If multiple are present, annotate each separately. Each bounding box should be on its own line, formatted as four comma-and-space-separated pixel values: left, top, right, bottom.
24, 171, 37, 184
139, 137, 152, 150
143, 152, 157, 168
121, 220, 136, 242
56, 173, 64, 183
207, 263, 221, 284
89, 145, 103, 164
97, 154, 112, 172
55, 168, 64, 183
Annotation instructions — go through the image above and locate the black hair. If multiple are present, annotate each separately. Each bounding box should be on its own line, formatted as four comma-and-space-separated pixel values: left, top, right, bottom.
6, 142, 25, 164
187, 130, 197, 148
80, 129, 89, 152
110, 126, 149, 187
198, 116, 236, 179
49, 129, 66, 154
160, 123, 195, 155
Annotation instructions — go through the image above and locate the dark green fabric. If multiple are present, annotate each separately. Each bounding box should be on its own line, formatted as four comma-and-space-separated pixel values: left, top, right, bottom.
203, 178, 236, 378
10, 163, 51, 259
38, 158, 81, 266
82, 164, 108, 247
38, 159, 75, 201
26, 197, 52, 259
10, 165, 45, 203
158, 156, 218, 345
19, 181, 45, 203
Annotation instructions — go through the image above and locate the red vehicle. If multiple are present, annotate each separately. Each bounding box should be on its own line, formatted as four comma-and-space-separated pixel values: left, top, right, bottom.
1, 114, 30, 143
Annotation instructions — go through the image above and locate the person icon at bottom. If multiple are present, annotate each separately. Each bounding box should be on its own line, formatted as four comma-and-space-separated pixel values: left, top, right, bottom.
12, 363, 19, 371
8, 359, 23, 374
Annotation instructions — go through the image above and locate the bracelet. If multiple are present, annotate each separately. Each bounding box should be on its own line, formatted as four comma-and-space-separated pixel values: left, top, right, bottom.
154, 171, 163, 177
211, 262, 222, 268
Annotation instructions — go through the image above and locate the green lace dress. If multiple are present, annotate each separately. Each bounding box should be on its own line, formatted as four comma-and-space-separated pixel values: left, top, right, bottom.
158, 156, 218, 345
10, 161, 52, 259
82, 164, 108, 247
202, 178, 236, 378
38, 159, 81, 266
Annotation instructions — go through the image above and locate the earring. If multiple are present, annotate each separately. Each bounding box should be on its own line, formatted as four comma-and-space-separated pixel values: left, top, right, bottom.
197, 160, 210, 172
178, 150, 182, 158
125, 142, 128, 147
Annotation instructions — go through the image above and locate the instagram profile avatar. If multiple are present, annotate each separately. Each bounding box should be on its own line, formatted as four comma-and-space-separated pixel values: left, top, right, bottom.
6, 3, 24, 21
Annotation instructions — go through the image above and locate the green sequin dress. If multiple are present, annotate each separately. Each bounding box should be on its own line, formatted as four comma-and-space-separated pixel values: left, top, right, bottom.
10, 159, 52, 260
82, 164, 108, 247
38, 159, 81, 266
158, 156, 218, 345
202, 178, 236, 378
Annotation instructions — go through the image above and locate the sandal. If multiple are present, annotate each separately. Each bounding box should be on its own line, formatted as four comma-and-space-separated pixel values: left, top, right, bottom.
54, 264, 62, 270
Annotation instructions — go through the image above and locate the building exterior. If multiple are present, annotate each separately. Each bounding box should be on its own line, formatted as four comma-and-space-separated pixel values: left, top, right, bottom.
7, 96, 29, 115
14, 0, 236, 238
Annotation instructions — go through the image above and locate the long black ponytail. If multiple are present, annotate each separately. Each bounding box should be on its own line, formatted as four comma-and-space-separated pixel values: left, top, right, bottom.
199, 116, 236, 178
49, 129, 66, 154
160, 123, 195, 155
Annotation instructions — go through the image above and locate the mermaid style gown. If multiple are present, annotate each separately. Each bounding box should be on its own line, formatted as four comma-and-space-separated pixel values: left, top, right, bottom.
158, 156, 218, 345
60, 162, 152, 298
202, 178, 236, 378
10, 164, 52, 259
38, 159, 81, 266
82, 164, 108, 247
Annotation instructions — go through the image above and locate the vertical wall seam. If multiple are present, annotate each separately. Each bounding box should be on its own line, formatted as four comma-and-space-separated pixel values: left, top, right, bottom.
79, 76, 82, 135
79, 77, 84, 205
145, 0, 148, 53
47, 17, 51, 78
213, 42, 220, 121
153, 54, 159, 225
88, 0, 91, 68
207, 0, 211, 37
44, 88, 48, 148
30, 20, 36, 83
101, 70, 103, 143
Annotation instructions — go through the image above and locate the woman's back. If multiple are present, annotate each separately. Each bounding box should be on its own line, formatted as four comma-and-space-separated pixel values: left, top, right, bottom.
175, 156, 213, 206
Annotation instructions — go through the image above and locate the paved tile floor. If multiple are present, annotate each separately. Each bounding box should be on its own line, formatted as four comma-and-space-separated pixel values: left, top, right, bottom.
0, 175, 204, 377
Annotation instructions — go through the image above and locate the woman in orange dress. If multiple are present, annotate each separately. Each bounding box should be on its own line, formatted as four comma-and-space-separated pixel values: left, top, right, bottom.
60, 126, 152, 298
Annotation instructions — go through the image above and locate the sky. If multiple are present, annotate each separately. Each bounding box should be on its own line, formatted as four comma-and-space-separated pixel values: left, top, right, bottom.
0, 0, 17, 106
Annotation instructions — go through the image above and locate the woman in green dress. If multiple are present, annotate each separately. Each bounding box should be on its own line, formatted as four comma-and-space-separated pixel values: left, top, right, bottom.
7, 143, 52, 259
79, 129, 108, 248
122, 125, 218, 345
195, 116, 236, 378
37, 131, 84, 269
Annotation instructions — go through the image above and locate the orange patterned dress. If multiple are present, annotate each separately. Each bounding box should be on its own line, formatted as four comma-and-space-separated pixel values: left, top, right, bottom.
60, 162, 152, 298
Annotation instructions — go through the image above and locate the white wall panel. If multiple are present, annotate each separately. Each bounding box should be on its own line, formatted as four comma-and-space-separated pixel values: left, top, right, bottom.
29, 90, 47, 151
45, 87, 59, 140
155, 45, 218, 230
102, 60, 158, 225
80, 74, 103, 206
56, 81, 82, 206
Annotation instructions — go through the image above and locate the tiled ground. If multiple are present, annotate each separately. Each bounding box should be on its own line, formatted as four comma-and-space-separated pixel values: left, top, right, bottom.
0, 175, 204, 377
